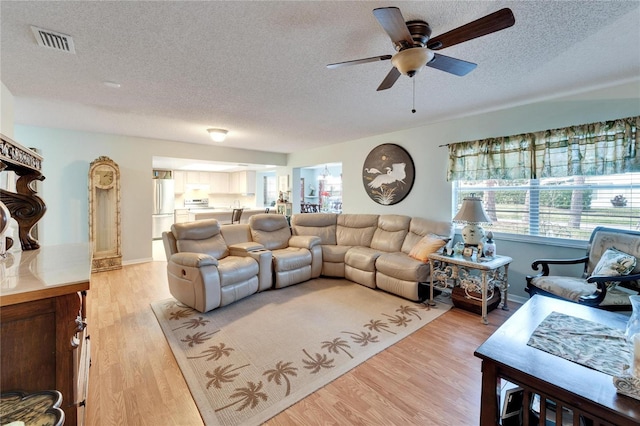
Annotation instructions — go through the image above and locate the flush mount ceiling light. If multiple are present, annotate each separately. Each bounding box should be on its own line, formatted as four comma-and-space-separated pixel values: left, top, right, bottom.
207, 128, 228, 142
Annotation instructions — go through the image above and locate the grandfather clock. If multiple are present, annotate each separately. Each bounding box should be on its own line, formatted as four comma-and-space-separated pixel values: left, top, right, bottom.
89, 156, 122, 272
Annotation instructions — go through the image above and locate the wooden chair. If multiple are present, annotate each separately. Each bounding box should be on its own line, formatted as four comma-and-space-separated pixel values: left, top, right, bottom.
525, 226, 640, 311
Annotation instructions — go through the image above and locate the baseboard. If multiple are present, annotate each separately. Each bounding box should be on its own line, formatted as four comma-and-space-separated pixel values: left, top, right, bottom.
508, 293, 528, 305
122, 257, 153, 266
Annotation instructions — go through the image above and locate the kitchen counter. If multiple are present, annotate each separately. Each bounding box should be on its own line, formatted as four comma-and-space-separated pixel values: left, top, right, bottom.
187, 208, 267, 224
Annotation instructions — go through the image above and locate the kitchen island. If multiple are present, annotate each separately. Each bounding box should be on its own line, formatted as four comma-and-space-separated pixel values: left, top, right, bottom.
187, 208, 268, 224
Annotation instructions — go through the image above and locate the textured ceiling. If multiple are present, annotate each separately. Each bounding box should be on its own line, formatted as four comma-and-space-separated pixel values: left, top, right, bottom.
2, 1, 639, 154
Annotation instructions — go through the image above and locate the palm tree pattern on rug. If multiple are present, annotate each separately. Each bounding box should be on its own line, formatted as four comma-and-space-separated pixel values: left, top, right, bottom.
162, 299, 432, 418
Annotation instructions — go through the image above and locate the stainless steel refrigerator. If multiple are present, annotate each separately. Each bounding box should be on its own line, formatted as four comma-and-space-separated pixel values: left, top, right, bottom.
152, 178, 175, 239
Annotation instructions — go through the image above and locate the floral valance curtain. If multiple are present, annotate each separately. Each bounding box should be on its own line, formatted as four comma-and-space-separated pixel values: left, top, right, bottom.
447, 116, 640, 181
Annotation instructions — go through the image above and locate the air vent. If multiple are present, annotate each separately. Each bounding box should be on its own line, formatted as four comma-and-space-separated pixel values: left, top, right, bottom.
31, 26, 75, 54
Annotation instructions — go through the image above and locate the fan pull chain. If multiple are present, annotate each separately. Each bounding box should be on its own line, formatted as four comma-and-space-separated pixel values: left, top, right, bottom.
411, 78, 416, 114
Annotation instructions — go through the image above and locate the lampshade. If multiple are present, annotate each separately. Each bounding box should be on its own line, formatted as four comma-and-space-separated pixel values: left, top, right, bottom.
391, 47, 434, 77
453, 196, 492, 246
453, 196, 491, 224
207, 128, 228, 142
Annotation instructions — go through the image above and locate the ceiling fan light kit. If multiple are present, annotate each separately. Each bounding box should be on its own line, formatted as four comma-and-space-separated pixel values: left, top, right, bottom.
391, 47, 434, 77
207, 128, 228, 142
327, 7, 515, 92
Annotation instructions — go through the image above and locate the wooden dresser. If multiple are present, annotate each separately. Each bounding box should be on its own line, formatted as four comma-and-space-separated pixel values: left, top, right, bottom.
1, 243, 91, 426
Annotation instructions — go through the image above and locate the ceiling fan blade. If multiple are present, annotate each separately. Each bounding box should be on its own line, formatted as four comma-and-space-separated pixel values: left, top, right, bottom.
426, 8, 515, 50
327, 55, 392, 69
373, 7, 414, 48
426, 53, 477, 76
376, 67, 401, 91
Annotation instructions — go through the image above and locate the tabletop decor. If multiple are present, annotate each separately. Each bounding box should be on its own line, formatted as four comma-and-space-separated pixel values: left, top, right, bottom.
452, 194, 491, 246
362, 143, 415, 205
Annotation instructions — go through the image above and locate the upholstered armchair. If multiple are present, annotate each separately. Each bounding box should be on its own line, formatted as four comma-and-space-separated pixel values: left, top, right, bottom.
249, 213, 321, 288
526, 226, 640, 311
162, 219, 271, 313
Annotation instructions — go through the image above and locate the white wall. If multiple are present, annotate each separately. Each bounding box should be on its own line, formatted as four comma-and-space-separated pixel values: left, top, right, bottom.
12, 126, 287, 263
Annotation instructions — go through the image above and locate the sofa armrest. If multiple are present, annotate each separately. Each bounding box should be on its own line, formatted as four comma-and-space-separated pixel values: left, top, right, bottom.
289, 235, 321, 249
170, 252, 218, 268
228, 241, 265, 257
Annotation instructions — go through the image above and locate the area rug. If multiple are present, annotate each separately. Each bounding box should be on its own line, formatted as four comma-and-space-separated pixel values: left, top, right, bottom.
151, 278, 450, 426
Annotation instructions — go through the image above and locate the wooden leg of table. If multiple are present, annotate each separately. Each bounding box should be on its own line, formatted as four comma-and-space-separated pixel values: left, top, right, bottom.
479, 360, 500, 426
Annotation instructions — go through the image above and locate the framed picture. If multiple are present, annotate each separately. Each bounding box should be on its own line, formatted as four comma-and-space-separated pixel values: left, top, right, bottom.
362, 143, 415, 205
278, 175, 289, 192
463, 246, 475, 258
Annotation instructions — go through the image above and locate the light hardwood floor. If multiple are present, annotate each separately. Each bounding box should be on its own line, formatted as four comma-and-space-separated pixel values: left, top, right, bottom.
86, 260, 519, 425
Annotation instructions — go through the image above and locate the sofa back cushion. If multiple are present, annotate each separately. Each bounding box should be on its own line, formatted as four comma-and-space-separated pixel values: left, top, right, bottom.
220, 224, 253, 246
172, 219, 229, 259
370, 215, 411, 252
336, 214, 379, 247
291, 213, 338, 245
401, 217, 453, 254
249, 213, 291, 250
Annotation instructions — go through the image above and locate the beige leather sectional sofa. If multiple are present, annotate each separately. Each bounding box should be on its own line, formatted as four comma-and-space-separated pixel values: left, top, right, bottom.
163, 213, 452, 313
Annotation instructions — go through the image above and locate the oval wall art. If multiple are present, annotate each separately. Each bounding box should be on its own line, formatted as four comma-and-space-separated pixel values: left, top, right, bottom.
362, 143, 415, 205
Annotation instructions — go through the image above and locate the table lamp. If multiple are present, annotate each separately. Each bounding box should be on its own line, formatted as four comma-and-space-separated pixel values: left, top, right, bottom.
453, 195, 492, 246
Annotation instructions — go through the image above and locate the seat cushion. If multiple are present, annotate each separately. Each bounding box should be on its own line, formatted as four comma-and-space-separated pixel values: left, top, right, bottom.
272, 247, 312, 272
345, 246, 383, 272
530, 275, 634, 307
217, 256, 259, 287
376, 252, 430, 282
322, 244, 351, 263
529, 276, 594, 301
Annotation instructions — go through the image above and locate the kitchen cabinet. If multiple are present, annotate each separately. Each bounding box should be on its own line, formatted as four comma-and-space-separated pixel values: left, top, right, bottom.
229, 171, 256, 194
184, 172, 210, 192
186, 171, 208, 185
174, 209, 189, 224
173, 171, 186, 194
208, 173, 230, 194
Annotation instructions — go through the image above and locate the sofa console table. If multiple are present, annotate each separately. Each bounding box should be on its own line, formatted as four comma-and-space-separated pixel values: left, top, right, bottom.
475, 295, 640, 426
428, 253, 511, 324
1, 243, 92, 426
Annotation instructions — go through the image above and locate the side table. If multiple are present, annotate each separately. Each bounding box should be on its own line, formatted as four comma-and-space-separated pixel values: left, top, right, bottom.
428, 253, 512, 324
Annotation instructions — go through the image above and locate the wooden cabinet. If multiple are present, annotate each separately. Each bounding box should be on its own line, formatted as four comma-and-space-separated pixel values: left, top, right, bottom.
173, 171, 186, 194
0, 243, 92, 426
229, 171, 256, 194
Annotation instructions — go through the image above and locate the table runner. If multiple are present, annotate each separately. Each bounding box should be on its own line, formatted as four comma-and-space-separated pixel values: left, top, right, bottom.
527, 311, 632, 376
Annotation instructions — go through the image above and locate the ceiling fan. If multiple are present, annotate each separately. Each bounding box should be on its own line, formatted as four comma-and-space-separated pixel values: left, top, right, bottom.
327, 7, 515, 91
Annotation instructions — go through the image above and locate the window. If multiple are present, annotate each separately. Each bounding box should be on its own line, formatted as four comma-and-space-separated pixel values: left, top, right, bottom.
453, 173, 640, 241
448, 116, 639, 241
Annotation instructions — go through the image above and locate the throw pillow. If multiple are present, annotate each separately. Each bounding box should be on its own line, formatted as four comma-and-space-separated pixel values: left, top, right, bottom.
409, 234, 450, 263
589, 247, 637, 289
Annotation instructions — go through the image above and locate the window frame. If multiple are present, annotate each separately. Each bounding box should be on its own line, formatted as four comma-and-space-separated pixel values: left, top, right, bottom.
452, 173, 640, 244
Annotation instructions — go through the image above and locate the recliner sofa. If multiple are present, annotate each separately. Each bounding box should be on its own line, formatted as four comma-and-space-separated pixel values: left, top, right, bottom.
163, 213, 452, 313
